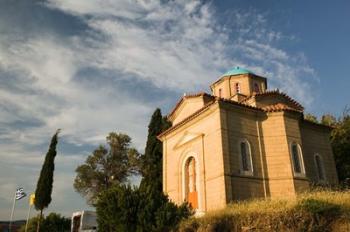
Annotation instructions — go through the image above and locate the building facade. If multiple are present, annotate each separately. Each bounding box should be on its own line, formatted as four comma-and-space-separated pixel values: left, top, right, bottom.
158, 67, 338, 214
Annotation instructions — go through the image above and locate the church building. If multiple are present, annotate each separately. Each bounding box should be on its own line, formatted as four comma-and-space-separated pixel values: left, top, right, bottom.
157, 67, 338, 215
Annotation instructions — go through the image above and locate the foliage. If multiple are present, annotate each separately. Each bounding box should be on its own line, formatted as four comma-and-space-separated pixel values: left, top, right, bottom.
96, 185, 139, 232
19, 213, 70, 232
96, 185, 191, 232
179, 190, 350, 232
153, 198, 191, 232
34, 130, 61, 232
73, 132, 141, 205
298, 198, 340, 217
137, 108, 184, 230
330, 109, 350, 182
303, 109, 350, 182
96, 109, 190, 232
140, 108, 171, 194
137, 185, 191, 231
34, 130, 60, 212
321, 114, 337, 126
304, 113, 319, 123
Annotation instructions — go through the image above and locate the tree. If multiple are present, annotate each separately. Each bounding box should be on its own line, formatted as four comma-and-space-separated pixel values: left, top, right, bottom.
96, 185, 140, 232
96, 185, 191, 232
34, 130, 60, 232
304, 113, 319, 123
20, 213, 70, 232
318, 109, 350, 183
95, 110, 191, 231
138, 108, 186, 230
139, 108, 169, 193
329, 109, 350, 182
74, 132, 141, 205
321, 114, 337, 126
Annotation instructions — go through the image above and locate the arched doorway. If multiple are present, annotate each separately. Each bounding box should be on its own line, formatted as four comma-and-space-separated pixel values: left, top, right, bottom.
185, 157, 198, 209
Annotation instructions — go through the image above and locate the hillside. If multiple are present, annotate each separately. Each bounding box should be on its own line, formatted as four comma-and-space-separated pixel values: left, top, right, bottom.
179, 190, 350, 232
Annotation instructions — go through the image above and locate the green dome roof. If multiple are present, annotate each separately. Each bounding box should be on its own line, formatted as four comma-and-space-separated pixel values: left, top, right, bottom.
221, 67, 254, 77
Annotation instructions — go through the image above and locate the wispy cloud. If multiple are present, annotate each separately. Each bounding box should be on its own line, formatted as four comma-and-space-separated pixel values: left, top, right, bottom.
0, 0, 317, 219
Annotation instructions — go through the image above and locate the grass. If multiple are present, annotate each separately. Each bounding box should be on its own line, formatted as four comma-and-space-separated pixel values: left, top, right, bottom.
178, 190, 350, 232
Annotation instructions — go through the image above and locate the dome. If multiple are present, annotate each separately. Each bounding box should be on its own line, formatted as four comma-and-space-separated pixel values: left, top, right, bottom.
221, 67, 254, 77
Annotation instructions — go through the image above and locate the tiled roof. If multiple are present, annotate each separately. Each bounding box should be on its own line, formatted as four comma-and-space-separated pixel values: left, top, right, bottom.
218, 98, 264, 112
261, 103, 301, 113
242, 89, 304, 111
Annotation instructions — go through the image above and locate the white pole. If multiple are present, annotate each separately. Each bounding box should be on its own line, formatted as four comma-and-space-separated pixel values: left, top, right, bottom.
9, 191, 16, 232
25, 204, 32, 232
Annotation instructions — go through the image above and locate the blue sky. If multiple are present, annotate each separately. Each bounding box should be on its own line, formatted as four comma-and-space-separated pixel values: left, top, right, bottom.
0, 0, 349, 220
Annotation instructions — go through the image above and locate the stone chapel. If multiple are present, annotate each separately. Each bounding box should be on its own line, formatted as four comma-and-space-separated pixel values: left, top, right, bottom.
157, 67, 338, 215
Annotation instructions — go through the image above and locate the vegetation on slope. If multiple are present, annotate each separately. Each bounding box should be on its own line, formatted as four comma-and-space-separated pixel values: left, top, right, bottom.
179, 190, 350, 232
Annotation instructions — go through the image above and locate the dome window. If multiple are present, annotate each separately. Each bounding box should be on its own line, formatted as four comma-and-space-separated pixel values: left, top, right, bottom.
254, 83, 260, 93
235, 83, 241, 94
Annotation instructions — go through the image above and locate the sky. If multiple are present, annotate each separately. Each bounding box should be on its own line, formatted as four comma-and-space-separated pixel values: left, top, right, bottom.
0, 0, 349, 220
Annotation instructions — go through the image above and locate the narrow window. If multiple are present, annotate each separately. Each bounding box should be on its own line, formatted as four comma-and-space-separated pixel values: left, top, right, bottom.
240, 142, 249, 171
314, 154, 325, 181
292, 144, 301, 173
218, 88, 222, 98
290, 143, 305, 176
235, 83, 241, 94
239, 140, 253, 175
254, 83, 260, 93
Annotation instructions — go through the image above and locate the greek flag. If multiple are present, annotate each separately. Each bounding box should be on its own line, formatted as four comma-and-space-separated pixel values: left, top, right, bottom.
15, 187, 27, 201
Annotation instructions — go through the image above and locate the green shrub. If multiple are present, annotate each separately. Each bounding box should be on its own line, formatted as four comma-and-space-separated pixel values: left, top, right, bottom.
19, 213, 70, 232
96, 185, 191, 232
96, 185, 139, 232
298, 198, 340, 216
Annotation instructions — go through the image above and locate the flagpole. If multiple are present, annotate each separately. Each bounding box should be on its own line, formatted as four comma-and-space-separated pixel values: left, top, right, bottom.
25, 203, 32, 232
9, 190, 16, 232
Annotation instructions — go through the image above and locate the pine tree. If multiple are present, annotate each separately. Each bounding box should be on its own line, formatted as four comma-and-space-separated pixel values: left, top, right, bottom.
73, 132, 141, 205
34, 129, 60, 232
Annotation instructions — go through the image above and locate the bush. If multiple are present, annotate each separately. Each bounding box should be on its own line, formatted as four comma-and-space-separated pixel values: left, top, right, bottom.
96, 185, 191, 232
19, 213, 70, 232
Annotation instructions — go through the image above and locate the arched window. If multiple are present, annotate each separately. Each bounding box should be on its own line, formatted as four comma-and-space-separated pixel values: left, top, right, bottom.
314, 154, 326, 181
185, 157, 198, 209
254, 83, 260, 93
239, 140, 253, 175
235, 83, 241, 94
218, 88, 222, 98
290, 142, 305, 177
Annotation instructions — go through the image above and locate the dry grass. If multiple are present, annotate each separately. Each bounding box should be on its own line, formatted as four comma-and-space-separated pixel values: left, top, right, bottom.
178, 190, 350, 232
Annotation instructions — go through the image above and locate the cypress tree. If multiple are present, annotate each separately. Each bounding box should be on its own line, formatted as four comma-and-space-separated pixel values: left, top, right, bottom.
34, 129, 60, 232
138, 108, 172, 230
140, 108, 170, 193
